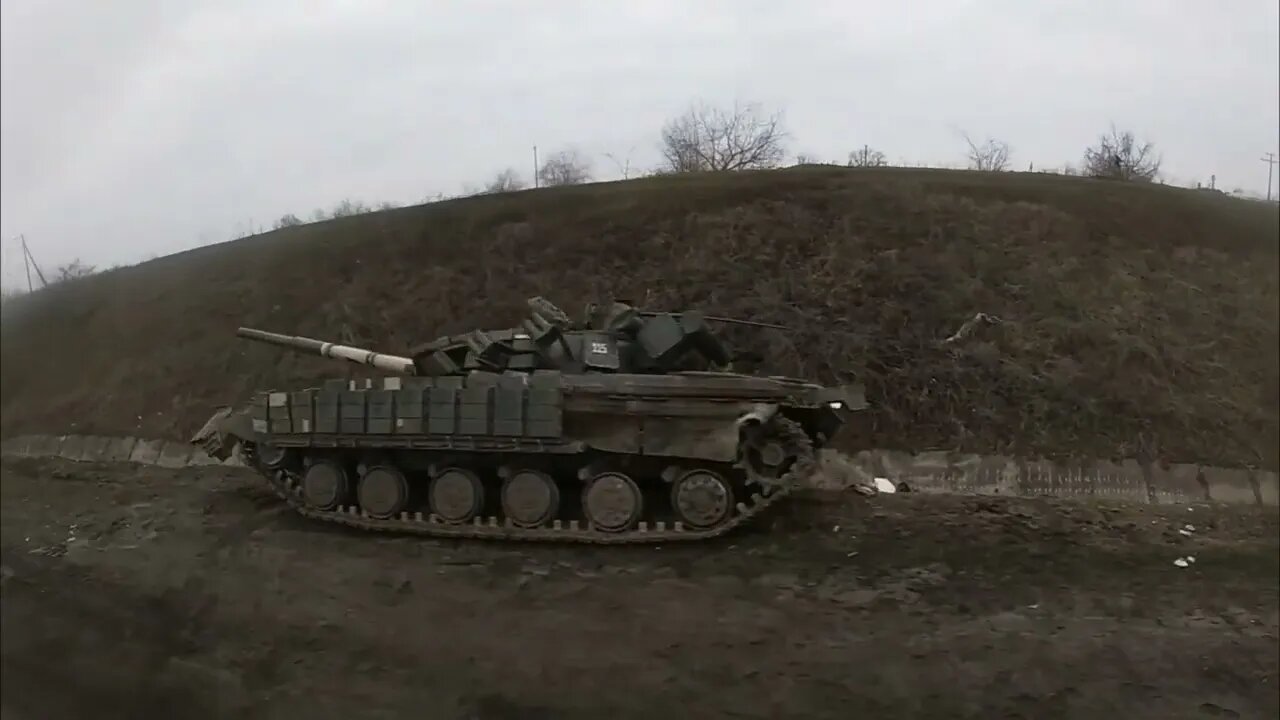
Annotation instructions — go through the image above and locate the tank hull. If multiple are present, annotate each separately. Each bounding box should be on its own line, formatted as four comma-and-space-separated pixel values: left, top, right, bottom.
195, 370, 863, 543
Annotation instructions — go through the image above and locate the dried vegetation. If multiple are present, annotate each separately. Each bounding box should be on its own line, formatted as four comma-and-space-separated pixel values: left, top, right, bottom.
1, 166, 1276, 468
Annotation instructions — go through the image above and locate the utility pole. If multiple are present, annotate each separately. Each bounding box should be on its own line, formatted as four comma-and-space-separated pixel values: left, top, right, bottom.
1262, 152, 1277, 202
532, 145, 539, 189
20, 235, 32, 292
20, 235, 46, 290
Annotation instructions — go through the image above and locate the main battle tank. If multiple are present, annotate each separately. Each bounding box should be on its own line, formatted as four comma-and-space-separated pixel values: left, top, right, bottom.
192, 297, 867, 544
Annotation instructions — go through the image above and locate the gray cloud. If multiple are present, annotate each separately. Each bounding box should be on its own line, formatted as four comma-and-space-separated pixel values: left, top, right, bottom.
3, 0, 1277, 288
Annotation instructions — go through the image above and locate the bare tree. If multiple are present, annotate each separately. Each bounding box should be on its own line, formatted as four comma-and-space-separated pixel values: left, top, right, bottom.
1082, 124, 1161, 181
330, 198, 373, 217
537, 148, 593, 187
659, 100, 788, 173
962, 132, 1011, 172
482, 168, 527, 194
55, 258, 97, 282
274, 213, 303, 229
847, 145, 887, 167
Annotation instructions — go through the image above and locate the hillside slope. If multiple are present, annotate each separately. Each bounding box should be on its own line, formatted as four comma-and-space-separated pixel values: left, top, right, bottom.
2, 167, 1277, 467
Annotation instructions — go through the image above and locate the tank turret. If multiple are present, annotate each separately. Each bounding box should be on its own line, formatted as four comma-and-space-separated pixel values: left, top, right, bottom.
239, 297, 759, 378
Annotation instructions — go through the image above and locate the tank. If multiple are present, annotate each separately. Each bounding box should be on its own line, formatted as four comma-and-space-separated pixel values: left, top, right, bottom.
192, 297, 867, 544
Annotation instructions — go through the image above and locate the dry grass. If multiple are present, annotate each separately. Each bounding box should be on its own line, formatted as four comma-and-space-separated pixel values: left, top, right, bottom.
2, 166, 1276, 468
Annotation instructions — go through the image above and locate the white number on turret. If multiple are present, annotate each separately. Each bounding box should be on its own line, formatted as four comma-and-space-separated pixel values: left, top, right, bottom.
590, 342, 609, 355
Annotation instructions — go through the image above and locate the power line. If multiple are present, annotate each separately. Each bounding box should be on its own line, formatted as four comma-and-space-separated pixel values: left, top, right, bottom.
1262, 152, 1277, 202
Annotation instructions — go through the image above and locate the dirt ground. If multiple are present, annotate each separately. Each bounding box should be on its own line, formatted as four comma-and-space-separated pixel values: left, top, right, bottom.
1, 456, 1276, 720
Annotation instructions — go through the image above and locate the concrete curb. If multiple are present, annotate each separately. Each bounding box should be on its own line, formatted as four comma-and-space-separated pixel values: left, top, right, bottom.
1, 434, 245, 469
0, 433, 1275, 506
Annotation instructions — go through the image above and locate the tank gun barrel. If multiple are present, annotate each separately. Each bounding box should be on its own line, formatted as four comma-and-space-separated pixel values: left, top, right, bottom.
236, 327, 418, 375
634, 311, 786, 330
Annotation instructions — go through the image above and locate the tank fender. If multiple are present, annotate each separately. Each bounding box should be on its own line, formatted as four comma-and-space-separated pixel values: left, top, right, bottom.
814, 383, 868, 411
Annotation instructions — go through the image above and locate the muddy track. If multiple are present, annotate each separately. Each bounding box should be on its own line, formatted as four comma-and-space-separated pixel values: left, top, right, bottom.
2, 456, 1277, 720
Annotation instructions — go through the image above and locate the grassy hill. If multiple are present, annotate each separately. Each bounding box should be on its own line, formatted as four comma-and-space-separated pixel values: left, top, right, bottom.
2, 166, 1277, 468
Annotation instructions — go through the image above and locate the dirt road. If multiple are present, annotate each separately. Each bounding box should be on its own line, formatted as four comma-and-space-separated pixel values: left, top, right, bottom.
1, 456, 1276, 719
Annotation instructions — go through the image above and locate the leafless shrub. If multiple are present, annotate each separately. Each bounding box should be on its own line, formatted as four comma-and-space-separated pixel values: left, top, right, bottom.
274, 213, 303, 229
847, 145, 888, 167
55, 258, 97, 282
659, 100, 788, 173
962, 132, 1011, 172
482, 168, 527, 194
329, 199, 373, 217
538, 148, 593, 187
1082, 124, 1161, 181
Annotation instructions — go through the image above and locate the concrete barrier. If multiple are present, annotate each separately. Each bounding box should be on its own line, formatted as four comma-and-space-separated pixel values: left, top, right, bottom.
29, 435, 62, 458
0, 436, 29, 457
156, 441, 193, 469
79, 436, 113, 462
57, 435, 84, 461
1, 433, 1276, 507
128, 439, 165, 465
106, 437, 138, 462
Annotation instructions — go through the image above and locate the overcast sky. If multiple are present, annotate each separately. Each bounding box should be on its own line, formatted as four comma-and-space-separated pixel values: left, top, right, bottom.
2, 0, 1277, 289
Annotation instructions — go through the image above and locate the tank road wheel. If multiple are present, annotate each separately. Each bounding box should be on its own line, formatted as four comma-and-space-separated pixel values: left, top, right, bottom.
582, 472, 643, 533
501, 470, 560, 528
670, 469, 734, 530
429, 467, 484, 524
255, 443, 291, 470
357, 465, 410, 520
302, 460, 350, 511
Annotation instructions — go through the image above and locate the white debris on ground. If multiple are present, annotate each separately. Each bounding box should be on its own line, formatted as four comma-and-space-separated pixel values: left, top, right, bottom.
28, 523, 78, 558
873, 477, 897, 494
813, 449, 886, 495
1173, 523, 1201, 567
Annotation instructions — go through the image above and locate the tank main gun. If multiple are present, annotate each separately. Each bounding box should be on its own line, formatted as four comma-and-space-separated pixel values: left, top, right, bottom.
236, 327, 418, 375
633, 310, 786, 330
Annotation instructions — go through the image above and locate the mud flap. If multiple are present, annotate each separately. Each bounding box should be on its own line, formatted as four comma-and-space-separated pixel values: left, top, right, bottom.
190, 407, 256, 461
734, 403, 781, 455
734, 403, 779, 432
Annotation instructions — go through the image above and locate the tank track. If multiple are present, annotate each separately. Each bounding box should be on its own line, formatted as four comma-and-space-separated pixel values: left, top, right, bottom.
240, 417, 816, 545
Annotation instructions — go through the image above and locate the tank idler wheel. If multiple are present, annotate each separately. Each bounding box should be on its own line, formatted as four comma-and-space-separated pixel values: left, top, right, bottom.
582, 471, 643, 533
429, 467, 484, 524
501, 470, 560, 528
302, 460, 350, 511
256, 443, 291, 470
357, 465, 410, 519
670, 469, 734, 530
